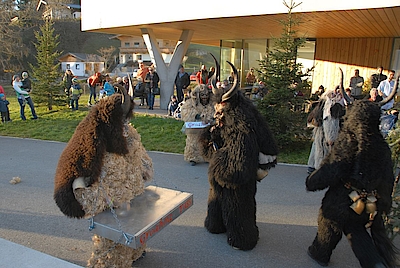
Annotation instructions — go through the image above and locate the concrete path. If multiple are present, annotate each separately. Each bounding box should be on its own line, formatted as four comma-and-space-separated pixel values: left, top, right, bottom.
0, 133, 373, 268
0, 238, 82, 268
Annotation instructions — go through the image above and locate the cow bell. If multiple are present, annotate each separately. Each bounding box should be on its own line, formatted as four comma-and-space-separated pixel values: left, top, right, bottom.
350, 199, 365, 215
257, 168, 268, 181
366, 195, 377, 214
365, 202, 377, 214
349, 191, 360, 202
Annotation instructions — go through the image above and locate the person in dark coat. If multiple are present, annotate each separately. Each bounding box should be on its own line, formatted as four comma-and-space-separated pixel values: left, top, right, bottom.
144, 67, 159, 110
174, 65, 190, 103
370, 66, 387, 89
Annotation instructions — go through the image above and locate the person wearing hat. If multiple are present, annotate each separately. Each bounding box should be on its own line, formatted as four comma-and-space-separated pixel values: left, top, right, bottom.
174, 64, 190, 103
12, 74, 38, 120
70, 77, 83, 111
0, 84, 11, 122
21, 71, 32, 93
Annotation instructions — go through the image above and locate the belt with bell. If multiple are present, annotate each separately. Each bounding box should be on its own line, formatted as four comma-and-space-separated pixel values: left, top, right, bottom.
344, 183, 378, 228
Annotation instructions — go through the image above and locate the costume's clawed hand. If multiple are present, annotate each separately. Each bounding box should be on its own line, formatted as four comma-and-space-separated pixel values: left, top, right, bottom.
305, 170, 328, 192
306, 172, 316, 192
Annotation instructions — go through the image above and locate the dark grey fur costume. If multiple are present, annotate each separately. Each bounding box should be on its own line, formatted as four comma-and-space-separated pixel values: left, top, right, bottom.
306, 72, 399, 267
199, 60, 278, 250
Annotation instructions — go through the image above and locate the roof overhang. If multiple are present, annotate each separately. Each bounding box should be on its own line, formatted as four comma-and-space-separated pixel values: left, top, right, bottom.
81, 1, 400, 46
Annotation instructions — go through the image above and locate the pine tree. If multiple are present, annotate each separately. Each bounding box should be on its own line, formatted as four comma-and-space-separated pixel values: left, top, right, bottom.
384, 127, 400, 240
30, 18, 63, 110
257, 0, 311, 149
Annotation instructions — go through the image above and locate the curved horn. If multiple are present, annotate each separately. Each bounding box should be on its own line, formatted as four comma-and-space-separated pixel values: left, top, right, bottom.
221, 61, 238, 102
209, 53, 220, 95
339, 68, 352, 105
113, 83, 131, 116
379, 74, 399, 107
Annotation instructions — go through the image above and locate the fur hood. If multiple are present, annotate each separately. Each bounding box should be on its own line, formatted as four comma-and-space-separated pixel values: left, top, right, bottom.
54, 93, 134, 218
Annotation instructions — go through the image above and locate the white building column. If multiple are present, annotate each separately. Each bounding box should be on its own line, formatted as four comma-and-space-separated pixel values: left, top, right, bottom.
141, 28, 193, 109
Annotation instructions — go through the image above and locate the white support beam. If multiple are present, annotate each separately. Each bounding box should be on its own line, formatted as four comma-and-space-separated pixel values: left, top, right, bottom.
141, 28, 193, 109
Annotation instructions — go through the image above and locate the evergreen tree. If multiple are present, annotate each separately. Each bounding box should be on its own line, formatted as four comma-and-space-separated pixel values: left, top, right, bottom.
257, 0, 311, 149
30, 18, 63, 110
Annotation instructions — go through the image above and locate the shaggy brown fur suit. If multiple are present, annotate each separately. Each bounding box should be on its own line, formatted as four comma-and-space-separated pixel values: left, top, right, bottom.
54, 93, 153, 267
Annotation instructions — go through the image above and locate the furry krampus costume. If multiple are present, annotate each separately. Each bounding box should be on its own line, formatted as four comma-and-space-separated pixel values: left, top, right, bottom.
54, 85, 153, 267
181, 84, 215, 165
199, 60, 278, 250
307, 90, 345, 173
306, 71, 399, 267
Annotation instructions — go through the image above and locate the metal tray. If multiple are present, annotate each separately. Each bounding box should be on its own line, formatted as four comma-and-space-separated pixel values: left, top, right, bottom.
90, 185, 193, 249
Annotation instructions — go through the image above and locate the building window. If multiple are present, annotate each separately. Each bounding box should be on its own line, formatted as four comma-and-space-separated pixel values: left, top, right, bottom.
66, 64, 70, 69
76, 64, 80, 70
391, 38, 400, 73
124, 42, 130, 47
134, 42, 140, 48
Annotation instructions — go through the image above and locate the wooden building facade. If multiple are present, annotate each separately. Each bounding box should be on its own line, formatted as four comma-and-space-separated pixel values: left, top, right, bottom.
313, 37, 395, 93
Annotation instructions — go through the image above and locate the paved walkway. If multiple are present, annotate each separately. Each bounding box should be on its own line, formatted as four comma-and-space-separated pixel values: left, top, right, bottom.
133, 97, 169, 116
0, 135, 369, 268
0, 101, 397, 267
0, 238, 82, 268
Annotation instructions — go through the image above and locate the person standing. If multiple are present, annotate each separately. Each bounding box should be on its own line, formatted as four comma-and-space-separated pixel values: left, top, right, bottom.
63, 69, 74, 95
0, 93, 10, 123
122, 76, 130, 92
69, 78, 83, 111
12, 74, 38, 120
377, 70, 396, 111
0, 84, 11, 121
349, 69, 364, 99
87, 72, 102, 106
246, 68, 256, 85
208, 66, 215, 80
174, 65, 190, 103
370, 66, 387, 89
135, 77, 147, 106
195, 65, 208, 85
227, 71, 235, 84
136, 61, 149, 82
144, 67, 159, 110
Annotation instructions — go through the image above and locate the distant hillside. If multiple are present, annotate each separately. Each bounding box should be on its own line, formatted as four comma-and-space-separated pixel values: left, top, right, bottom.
185, 44, 220, 73
53, 20, 221, 72
54, 20, 120, 55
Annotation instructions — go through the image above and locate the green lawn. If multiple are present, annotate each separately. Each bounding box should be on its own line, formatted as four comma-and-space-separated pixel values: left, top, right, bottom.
0, 86, 309, 164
